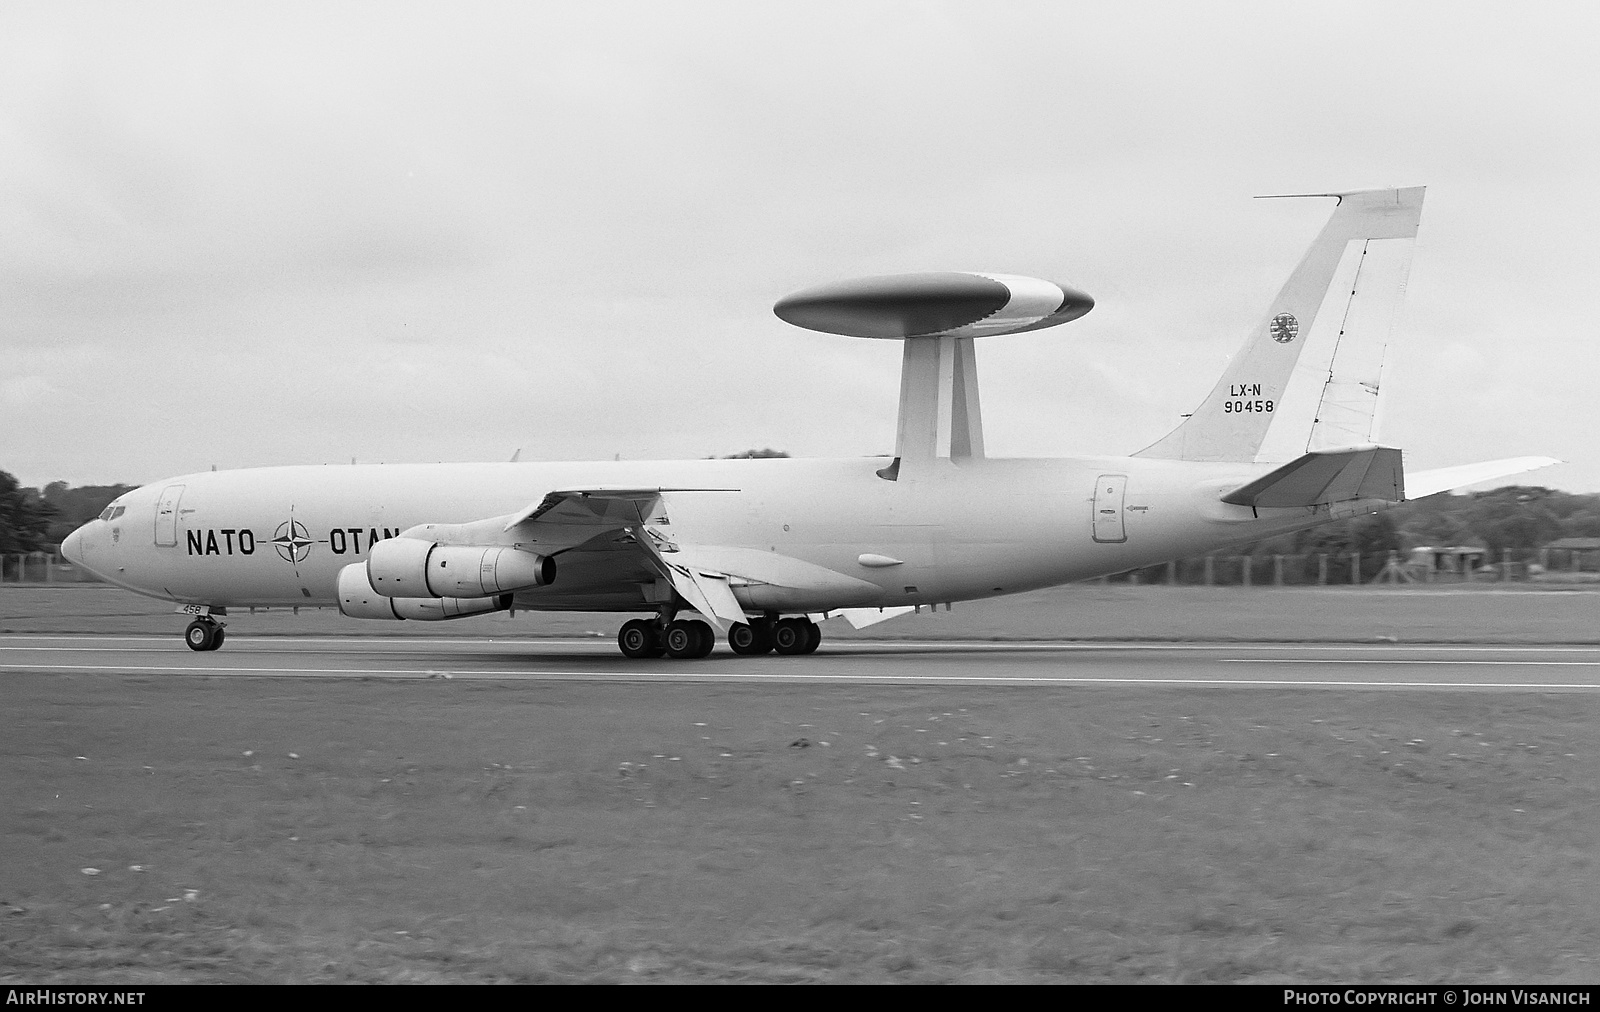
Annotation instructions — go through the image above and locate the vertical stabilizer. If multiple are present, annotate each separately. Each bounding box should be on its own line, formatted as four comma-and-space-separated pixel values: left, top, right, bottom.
1136, 187, 1424, 462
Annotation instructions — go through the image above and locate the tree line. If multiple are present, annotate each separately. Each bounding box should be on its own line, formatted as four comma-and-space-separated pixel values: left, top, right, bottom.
0, 471, 139, 554
1244, 485, 1600, 562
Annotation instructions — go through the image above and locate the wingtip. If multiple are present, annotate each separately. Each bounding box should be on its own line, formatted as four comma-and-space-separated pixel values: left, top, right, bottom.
1254, 185, 1426, 203
1502, 455, 1564, 472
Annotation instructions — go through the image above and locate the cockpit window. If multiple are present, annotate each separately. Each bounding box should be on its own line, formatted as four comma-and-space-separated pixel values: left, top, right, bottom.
99, 505, 115, 521
111, 505, 126, 519
99, 504, 126, 521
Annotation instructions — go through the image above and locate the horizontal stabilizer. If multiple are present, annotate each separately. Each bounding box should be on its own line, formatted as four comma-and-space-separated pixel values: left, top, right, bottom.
1405, 456, 1562, 499
1222, 446, 1403, 508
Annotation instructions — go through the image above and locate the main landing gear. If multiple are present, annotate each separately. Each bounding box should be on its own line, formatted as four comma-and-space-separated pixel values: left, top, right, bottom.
183, 617, 226, 652
766, 617, 821, 656
728, 616, 820, 656
616, 614, 821, 659
618, 617, 715, 659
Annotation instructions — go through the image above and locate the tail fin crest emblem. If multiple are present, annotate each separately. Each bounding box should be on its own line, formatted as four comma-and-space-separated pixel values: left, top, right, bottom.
1269, 314, 1298, 344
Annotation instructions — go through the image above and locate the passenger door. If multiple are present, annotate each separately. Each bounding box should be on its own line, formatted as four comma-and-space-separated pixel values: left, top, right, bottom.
154, 485, 185, 547
1092, 474, 1127, 544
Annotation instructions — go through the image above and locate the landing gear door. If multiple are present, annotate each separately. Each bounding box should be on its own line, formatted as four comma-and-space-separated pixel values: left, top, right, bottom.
1092, 474, 1127, 544
154, 484, 186, 547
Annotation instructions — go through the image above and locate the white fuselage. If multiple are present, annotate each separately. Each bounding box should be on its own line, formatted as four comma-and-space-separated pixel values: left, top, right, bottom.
64, 454, 1355, 615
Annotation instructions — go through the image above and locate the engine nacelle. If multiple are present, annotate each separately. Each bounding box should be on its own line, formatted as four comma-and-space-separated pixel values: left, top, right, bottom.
366, 537, 555, 598
337, 563, 510, 622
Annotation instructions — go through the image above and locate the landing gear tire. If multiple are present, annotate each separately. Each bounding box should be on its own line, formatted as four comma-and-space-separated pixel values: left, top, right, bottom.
184, 619, 223, 652
768, 618, 806, 656
618, 619, 662, 659
664, 619, 713, 659
691, 620, 715, 658
773, 617, 821, 656
728, 621, 774, 655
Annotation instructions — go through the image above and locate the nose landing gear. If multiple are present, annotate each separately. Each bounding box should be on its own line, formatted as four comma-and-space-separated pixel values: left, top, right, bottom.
183, 618, 226, 652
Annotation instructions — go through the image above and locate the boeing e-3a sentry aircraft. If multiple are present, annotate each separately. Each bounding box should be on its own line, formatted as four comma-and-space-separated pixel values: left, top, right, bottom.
62, 187, 1555, 658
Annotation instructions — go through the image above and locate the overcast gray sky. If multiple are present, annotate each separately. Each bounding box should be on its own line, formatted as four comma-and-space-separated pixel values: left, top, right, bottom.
4, 1, 1597, 490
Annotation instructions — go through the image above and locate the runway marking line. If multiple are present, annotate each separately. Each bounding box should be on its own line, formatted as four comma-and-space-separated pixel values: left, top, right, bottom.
7, 662, 1600, 691
9, 636, 1600, 655
1226, 658, 1600, 666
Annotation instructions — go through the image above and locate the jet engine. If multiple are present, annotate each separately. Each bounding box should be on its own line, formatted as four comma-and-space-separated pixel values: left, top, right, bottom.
365, 537, 555, 598
337, 563, 511, 622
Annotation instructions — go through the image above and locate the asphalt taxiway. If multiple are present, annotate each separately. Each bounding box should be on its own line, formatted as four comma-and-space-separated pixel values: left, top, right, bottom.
9, 634, 1600, 691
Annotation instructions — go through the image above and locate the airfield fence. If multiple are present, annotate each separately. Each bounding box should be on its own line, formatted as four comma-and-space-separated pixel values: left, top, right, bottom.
1103, 550, 1578, 586
1, 551, 99, 584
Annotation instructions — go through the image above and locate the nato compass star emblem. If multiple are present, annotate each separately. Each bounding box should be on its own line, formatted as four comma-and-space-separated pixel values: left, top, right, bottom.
1269, 313, 1299, 344
271, 519, 314, 564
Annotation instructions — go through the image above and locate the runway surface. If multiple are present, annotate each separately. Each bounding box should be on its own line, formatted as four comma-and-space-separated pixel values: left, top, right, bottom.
10, 634, 1600, 690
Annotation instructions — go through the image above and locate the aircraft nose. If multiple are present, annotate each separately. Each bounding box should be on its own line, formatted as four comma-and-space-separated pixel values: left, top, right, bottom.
61, 524, 87, 566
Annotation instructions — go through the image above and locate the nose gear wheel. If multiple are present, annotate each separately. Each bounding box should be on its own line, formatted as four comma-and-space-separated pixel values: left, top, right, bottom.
183, 618, 225, 652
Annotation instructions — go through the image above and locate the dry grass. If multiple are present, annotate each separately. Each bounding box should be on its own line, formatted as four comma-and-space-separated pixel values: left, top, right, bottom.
3, 672, 1598, 983
7, 581, 1600, 643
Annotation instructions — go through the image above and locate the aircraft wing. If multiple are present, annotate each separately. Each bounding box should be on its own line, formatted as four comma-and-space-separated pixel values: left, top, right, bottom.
405, 488, 743, 618
497, 488, 748, 627
499, 487, 728, 550
483, 487, 878, 631
502, 487, 729, 530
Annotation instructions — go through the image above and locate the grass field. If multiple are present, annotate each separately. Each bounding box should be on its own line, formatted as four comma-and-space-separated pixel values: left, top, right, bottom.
4, 585, 1600, 983
6, 580, 1600, 643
